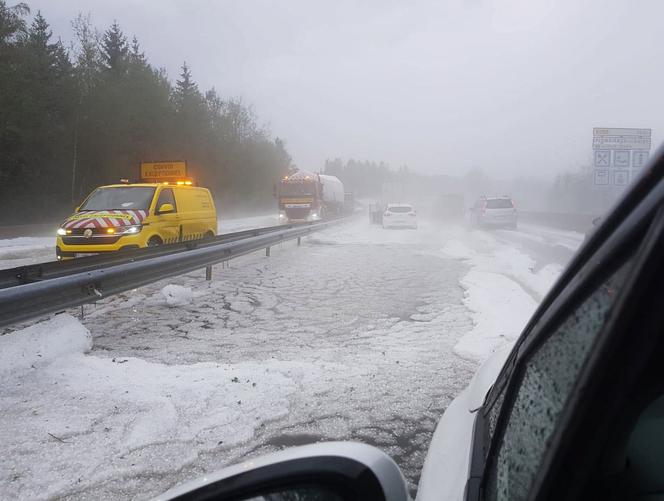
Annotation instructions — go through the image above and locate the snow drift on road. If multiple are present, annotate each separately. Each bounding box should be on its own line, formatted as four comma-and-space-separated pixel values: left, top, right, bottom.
0, 313, 91, 378
0, 314, 318, 500
441, 231, 561, 361
161, 284, 194, 307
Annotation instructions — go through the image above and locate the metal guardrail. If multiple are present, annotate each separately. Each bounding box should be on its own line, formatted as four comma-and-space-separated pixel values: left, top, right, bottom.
0, 219, 342, 329
0, 220, 327, 290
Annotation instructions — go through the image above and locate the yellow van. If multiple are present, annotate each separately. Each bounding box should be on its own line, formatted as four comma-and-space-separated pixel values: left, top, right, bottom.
56, 183, 217, 259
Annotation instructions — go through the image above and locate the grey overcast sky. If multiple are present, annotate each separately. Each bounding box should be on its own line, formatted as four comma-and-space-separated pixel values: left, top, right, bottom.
27, 0, 664, 179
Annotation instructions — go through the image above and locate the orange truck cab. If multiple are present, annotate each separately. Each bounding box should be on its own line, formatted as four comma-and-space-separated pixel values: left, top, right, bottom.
56, 162, 217, 259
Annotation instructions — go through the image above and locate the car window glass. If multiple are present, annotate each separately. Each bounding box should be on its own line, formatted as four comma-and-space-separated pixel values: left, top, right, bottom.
388, 206, 412, 213
486, 387, 507, 453
485, 259, 632, 501
156, 188, 176, 213
486, 199, 513, 209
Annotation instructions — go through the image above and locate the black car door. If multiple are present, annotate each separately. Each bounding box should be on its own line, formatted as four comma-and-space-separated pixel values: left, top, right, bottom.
464, 147, 664, 501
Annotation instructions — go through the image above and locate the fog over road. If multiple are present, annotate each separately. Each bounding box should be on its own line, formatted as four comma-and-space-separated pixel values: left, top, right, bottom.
0, 216, 583, 499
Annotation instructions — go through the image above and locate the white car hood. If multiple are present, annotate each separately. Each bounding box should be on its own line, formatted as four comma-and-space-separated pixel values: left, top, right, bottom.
416, 345, 512, 501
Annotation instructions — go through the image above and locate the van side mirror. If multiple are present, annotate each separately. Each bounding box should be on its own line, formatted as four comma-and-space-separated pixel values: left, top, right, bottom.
157, 203, 175, 214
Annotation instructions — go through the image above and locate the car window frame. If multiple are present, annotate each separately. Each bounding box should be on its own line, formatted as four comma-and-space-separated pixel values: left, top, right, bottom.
464, 147, 664, 501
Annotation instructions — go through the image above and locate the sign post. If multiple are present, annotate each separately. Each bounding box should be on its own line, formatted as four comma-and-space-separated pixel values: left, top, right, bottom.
592, 128, 651, 188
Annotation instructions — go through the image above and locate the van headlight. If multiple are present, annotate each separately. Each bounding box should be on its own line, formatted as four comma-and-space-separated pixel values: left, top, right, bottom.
115, 225, 142, 235
57, 228, 67, 236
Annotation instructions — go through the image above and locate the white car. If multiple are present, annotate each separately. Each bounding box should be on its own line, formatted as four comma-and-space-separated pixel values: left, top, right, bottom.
471, 196, 518, 228
158, 154, 664, 501
383, 203, 418, 229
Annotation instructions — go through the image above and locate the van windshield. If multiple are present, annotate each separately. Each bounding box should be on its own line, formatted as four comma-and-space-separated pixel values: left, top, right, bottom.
80, 187, 156, 211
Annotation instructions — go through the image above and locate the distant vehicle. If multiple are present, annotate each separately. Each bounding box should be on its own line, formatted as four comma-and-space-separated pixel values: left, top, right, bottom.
382, 203, 418, 229
369, 202, 384, 224
434, 193, 465, 221
343, 191, 355, 215
56, 162, 216, 259
470, 195, 518, 228
160, 148, 664, 501
278, 170, 344, 222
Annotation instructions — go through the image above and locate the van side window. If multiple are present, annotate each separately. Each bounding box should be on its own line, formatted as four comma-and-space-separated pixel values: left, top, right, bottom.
156, 188, 176, 213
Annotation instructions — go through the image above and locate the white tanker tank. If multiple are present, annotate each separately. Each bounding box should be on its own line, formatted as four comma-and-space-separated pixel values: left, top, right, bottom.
318, 174, 345, 213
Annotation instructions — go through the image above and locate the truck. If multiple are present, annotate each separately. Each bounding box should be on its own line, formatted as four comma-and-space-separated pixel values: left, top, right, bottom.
278, 170, 344, 222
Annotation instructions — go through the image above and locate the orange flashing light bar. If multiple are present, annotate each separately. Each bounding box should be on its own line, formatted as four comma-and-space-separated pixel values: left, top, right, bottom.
153, 179, 194, 185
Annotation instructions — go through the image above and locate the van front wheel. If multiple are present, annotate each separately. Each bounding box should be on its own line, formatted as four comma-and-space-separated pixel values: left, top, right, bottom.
147, 236, 163, 247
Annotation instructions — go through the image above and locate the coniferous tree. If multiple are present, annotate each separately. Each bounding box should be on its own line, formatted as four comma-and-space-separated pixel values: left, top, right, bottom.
0, 3, 294, 222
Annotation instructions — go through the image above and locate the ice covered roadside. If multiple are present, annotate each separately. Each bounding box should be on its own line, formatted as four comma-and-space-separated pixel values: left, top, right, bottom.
0, 314, 320, 500
444, 231, 565, 362
0, 236, 53, 269
417, 229, 571, 500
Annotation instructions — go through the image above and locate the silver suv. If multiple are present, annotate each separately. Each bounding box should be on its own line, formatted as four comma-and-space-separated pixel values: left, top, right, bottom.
471, 195, 517, 228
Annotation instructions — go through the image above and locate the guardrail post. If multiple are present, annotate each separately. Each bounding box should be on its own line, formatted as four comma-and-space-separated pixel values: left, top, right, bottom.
297, 236, 301, 246
265, 246, 270, 257
205, 265, 212, 281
